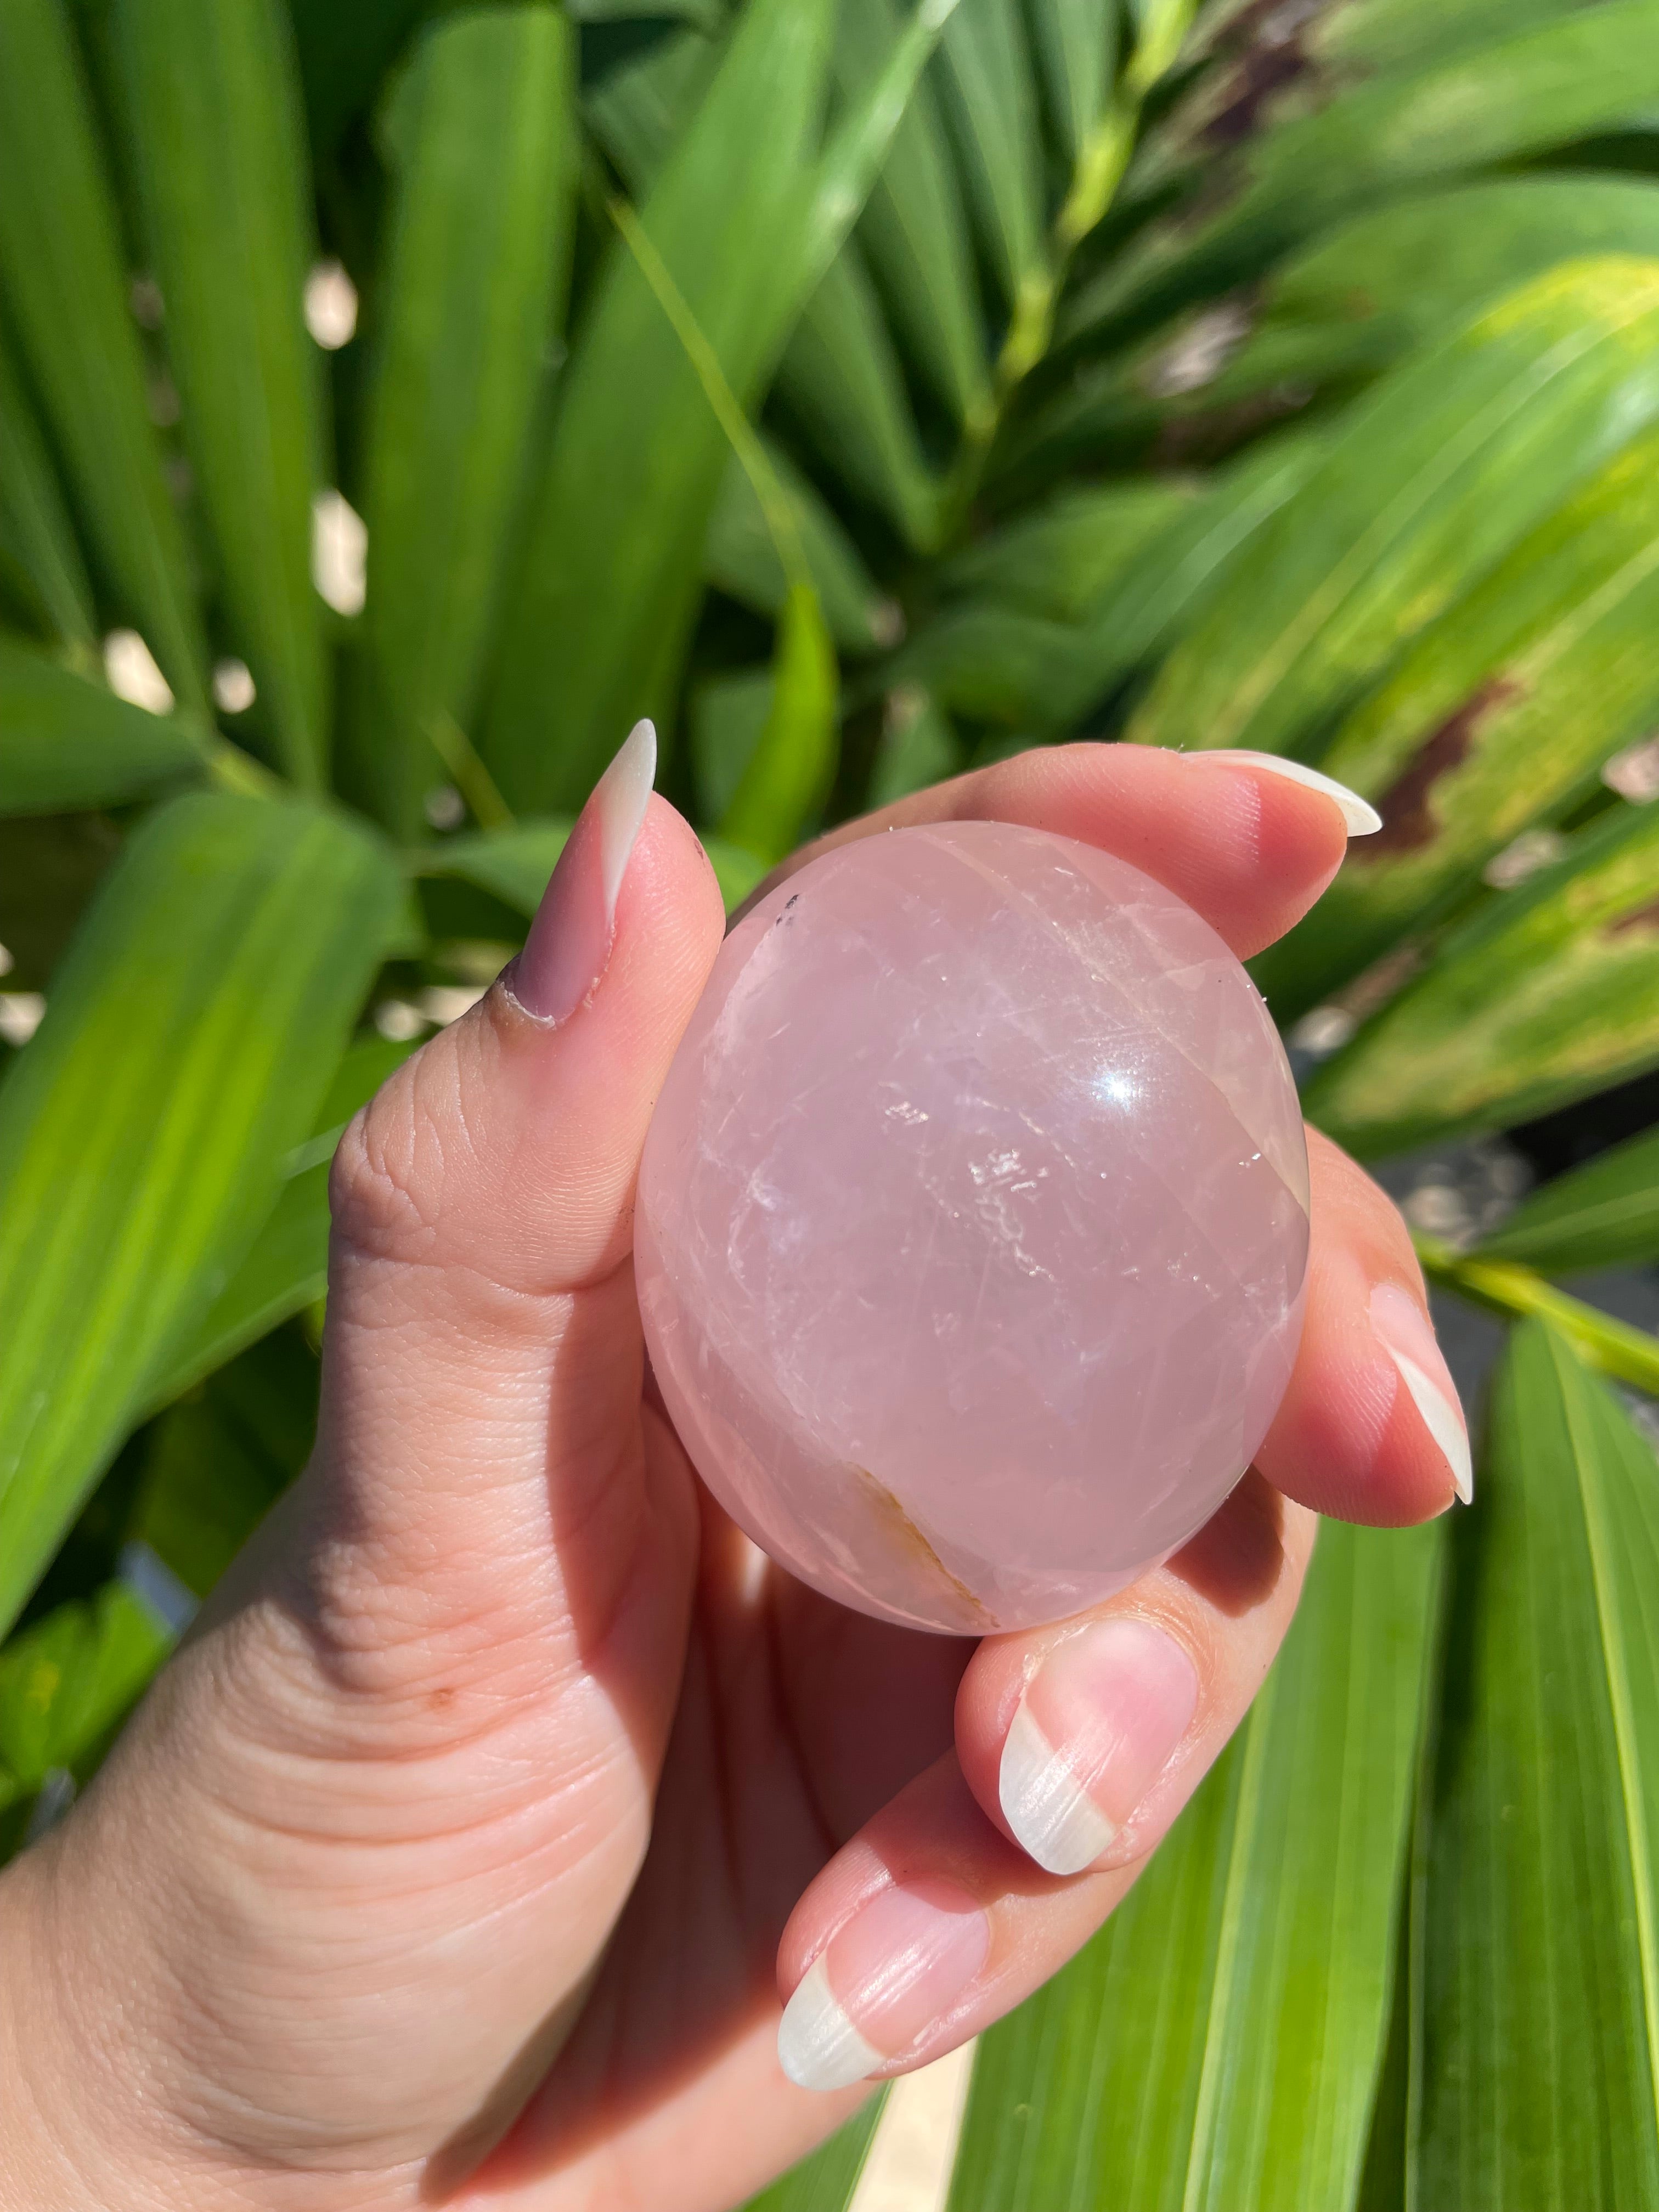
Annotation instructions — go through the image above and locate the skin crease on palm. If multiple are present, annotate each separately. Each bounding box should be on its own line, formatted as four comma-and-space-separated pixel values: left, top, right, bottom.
0, 740, 1470, 2212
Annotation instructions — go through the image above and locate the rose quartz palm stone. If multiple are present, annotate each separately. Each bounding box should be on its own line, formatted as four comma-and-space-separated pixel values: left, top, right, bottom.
636, 819, 1310, 1634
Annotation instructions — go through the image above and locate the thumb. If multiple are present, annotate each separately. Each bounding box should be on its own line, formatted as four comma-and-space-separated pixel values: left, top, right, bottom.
42, 723, 728, 2179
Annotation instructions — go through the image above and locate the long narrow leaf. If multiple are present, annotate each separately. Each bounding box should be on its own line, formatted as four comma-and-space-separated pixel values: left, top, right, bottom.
933, 0, 1046, 312
777, 247, 944, 550
1130, 258, 1659, 761
1476, 1125, 1659, 1277
1073, 0, 1659, 350
949, 1516, 1441, 2211
1414, 1322, 1659, 2205
836, 0, 987, 427
0, 793, 402, 1639
1254, 420, 1659, 1019
483, 0, 837, 812
140, 1035, 414, 1414
704, 436, 898, 656
113, 0, 328, 787
719, 583, 839, 863
1304, 799, 1659, 1159
0, 338, 96, 651
0, 0, 208, 713
357, 3, 577, 839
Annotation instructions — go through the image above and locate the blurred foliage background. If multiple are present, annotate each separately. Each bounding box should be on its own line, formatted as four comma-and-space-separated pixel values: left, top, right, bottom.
4, 0, 1659, 2201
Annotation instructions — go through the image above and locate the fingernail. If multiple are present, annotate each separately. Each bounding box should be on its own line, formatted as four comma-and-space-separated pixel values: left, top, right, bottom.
998, 1615, 1199, 1876
777, 1881, 989, 2092
1199, 749, 1383, 837
509, 719, 656, 1022
1369, 1281, 1472, 1504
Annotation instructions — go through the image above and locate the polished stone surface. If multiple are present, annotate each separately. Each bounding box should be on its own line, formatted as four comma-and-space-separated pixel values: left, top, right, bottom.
636, 820, 1310, 1633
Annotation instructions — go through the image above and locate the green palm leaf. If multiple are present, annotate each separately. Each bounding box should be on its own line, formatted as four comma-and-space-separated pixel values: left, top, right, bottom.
0, 792, 402, 1638
112, 0, 328, 787
949, 1517, 1442, 2211
0, 0, 208, 715
1413, 1322, 1659, 2203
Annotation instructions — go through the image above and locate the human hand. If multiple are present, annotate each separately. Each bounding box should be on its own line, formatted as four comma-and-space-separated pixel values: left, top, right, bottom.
0, 733, 1466, 2211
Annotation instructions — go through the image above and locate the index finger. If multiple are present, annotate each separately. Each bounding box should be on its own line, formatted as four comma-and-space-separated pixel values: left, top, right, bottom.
750, 741, 1378, 960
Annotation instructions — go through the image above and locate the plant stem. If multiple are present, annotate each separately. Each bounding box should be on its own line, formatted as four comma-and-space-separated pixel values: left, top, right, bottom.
940, 0, 1199, 539
1416, 1234, 1659, 1396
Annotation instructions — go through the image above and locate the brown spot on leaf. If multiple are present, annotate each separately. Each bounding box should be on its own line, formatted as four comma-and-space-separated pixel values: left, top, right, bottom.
851, 1466, 992, 1631
1608, 898, 1659, 938
1198, 0, 1336, 151
1362, 678, 1524, 858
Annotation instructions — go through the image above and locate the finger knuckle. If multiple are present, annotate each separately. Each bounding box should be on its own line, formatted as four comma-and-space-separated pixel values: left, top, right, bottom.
328, 1047, 470, 1266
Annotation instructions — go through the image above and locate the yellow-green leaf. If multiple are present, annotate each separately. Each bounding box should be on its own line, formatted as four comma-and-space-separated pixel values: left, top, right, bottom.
140, 1034, 414, 1414
1304, 799, 1659, 1159
720, 583, 840, 864
483, 0, 838, 814
949, 1516, 1441, 2211
1254, 420, 1659, 1019
0, 792, 402, 1639
1130, 259, 1659, 762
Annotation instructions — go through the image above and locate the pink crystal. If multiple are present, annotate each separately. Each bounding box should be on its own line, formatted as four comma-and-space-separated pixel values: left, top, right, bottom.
636, 820, 1310, 1634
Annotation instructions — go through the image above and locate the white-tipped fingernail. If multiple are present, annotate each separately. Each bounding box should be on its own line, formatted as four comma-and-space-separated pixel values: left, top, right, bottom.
511, 718, 656, 1023
1370, 1282, 1474, 1504
999, 1702, 1118, 1876
1199, 749, 1383, 837
777, 1953, 884, 2093
997, 1615, 1199, 1877
777, 1883, 989, 2092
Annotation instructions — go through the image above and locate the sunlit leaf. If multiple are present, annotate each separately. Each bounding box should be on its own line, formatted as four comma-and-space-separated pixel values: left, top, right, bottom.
483, 0, 838, 812
836, 0, 986, 428
1304, 798, 1659, 1159
720, 583, 840, 864
0, 0, 208, 714
1075, 0, 1659, 349
1153, 177, 1659, 453
1254, 420, 1659, 1019
356, 3, 577, 839
140, 1034, 414, 1413
0, 792, 402, 1639
1413, 1322, 1659, 2205
1130, 259, 1659, 761
949, 1516, 1441, 2211
933, 0, 1045, 311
